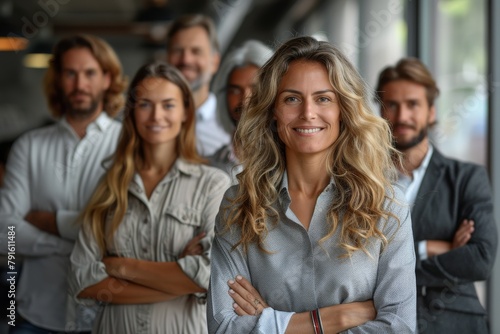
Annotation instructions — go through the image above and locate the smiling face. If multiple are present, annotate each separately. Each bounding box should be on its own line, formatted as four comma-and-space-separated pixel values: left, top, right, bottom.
274, 60, 341, 159
134, 77, 186, 149
166, 26, 219, 92
379, 79, 436, 151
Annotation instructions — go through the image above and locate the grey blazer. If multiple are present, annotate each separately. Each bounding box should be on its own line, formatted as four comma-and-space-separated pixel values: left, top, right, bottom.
412, 149, 498, 333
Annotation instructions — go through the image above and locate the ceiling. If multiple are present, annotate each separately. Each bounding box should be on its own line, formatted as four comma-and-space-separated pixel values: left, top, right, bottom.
3, 0, 323, 51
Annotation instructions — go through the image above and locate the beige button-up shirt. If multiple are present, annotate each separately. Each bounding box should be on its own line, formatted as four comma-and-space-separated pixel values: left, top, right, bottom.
69, 159, 230, 334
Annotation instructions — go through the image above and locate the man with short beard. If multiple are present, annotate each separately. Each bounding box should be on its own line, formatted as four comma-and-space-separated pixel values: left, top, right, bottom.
376, 57, 497, 334
0, 34, 126, 333
166, 14, 231, 156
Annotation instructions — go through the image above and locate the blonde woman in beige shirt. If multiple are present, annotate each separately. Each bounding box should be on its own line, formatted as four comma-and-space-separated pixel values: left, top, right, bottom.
69, 62, 230, 334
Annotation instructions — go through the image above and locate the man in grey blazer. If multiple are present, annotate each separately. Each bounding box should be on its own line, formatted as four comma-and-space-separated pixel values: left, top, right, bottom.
376, 58, 497, 333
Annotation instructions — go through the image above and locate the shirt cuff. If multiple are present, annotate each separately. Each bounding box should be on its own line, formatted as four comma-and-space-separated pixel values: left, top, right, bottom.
418, 240, 428, 261
256, 308, 295, 334
177, 255, 210, 289
56, 210, 81, 241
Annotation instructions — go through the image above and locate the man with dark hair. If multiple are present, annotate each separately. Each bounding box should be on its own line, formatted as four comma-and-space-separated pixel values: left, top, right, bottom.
0, 34, 126, 333
376, 57, 497, 333
166, 14, 230, 156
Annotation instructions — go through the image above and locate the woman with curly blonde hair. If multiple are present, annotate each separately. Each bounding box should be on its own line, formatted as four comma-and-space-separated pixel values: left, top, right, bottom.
208, 36, 416, 333
69, 62, 229, 333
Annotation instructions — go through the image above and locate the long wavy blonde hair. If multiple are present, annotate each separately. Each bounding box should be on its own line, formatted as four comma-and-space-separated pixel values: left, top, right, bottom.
228, 36, 400, 256
82, 62, 204, 254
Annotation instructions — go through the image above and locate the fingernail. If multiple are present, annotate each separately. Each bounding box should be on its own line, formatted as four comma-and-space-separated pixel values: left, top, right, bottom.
236, 275, 243, 280
228, 280, 234, 285
233, 303, 238, 309
229, 289, 235, 294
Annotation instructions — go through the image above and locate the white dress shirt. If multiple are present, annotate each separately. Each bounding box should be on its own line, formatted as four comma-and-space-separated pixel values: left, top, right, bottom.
196, 93, 231, 156
396, 145, 434, 260
0, 113, 121, 331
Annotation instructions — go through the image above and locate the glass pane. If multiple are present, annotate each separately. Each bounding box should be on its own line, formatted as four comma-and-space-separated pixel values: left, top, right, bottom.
298, 0, 408, 99
425, 0, 488, 308
356, 0, 408, 97
431, 0, 488, 166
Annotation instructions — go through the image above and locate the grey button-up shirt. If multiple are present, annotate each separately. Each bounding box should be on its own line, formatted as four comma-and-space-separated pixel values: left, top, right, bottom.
69, 159, 230, 334
208, 173, 416, 333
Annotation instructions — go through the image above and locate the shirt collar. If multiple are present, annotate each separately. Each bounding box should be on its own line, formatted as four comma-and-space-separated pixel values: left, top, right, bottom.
411, 144, 434, 175
397, 144, 434, 181
278, 170, 336, 209
175, 158, 201, 177
93, 112, 114, 131
130, 158, 201, 193
59, 112, 114, 135
278, 171, 291, 210
197, 93, 217, 121
420, 145, 434, 171
129, 158, 200, 197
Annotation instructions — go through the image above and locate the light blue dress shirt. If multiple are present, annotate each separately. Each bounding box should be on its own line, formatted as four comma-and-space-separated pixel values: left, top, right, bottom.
208, 173, 416, 333
396, 145, 434, 260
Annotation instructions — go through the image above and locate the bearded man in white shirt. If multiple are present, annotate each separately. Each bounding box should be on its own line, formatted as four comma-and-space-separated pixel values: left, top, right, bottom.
0, 34, 127, 334
166, 14, 231, 156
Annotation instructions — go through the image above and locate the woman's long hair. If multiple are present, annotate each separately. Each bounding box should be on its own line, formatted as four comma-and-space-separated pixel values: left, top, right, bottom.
82, 62, 204, 254
228, 36, 400, 257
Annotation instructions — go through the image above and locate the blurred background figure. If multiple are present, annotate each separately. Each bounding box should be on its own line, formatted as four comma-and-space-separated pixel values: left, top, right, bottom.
69, 62, 229, 334
0, 121, 52, 333
209, 39, 273, 179
0, 34, 126, 333
376, 57, 497, 334
166, 14, 231, 156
